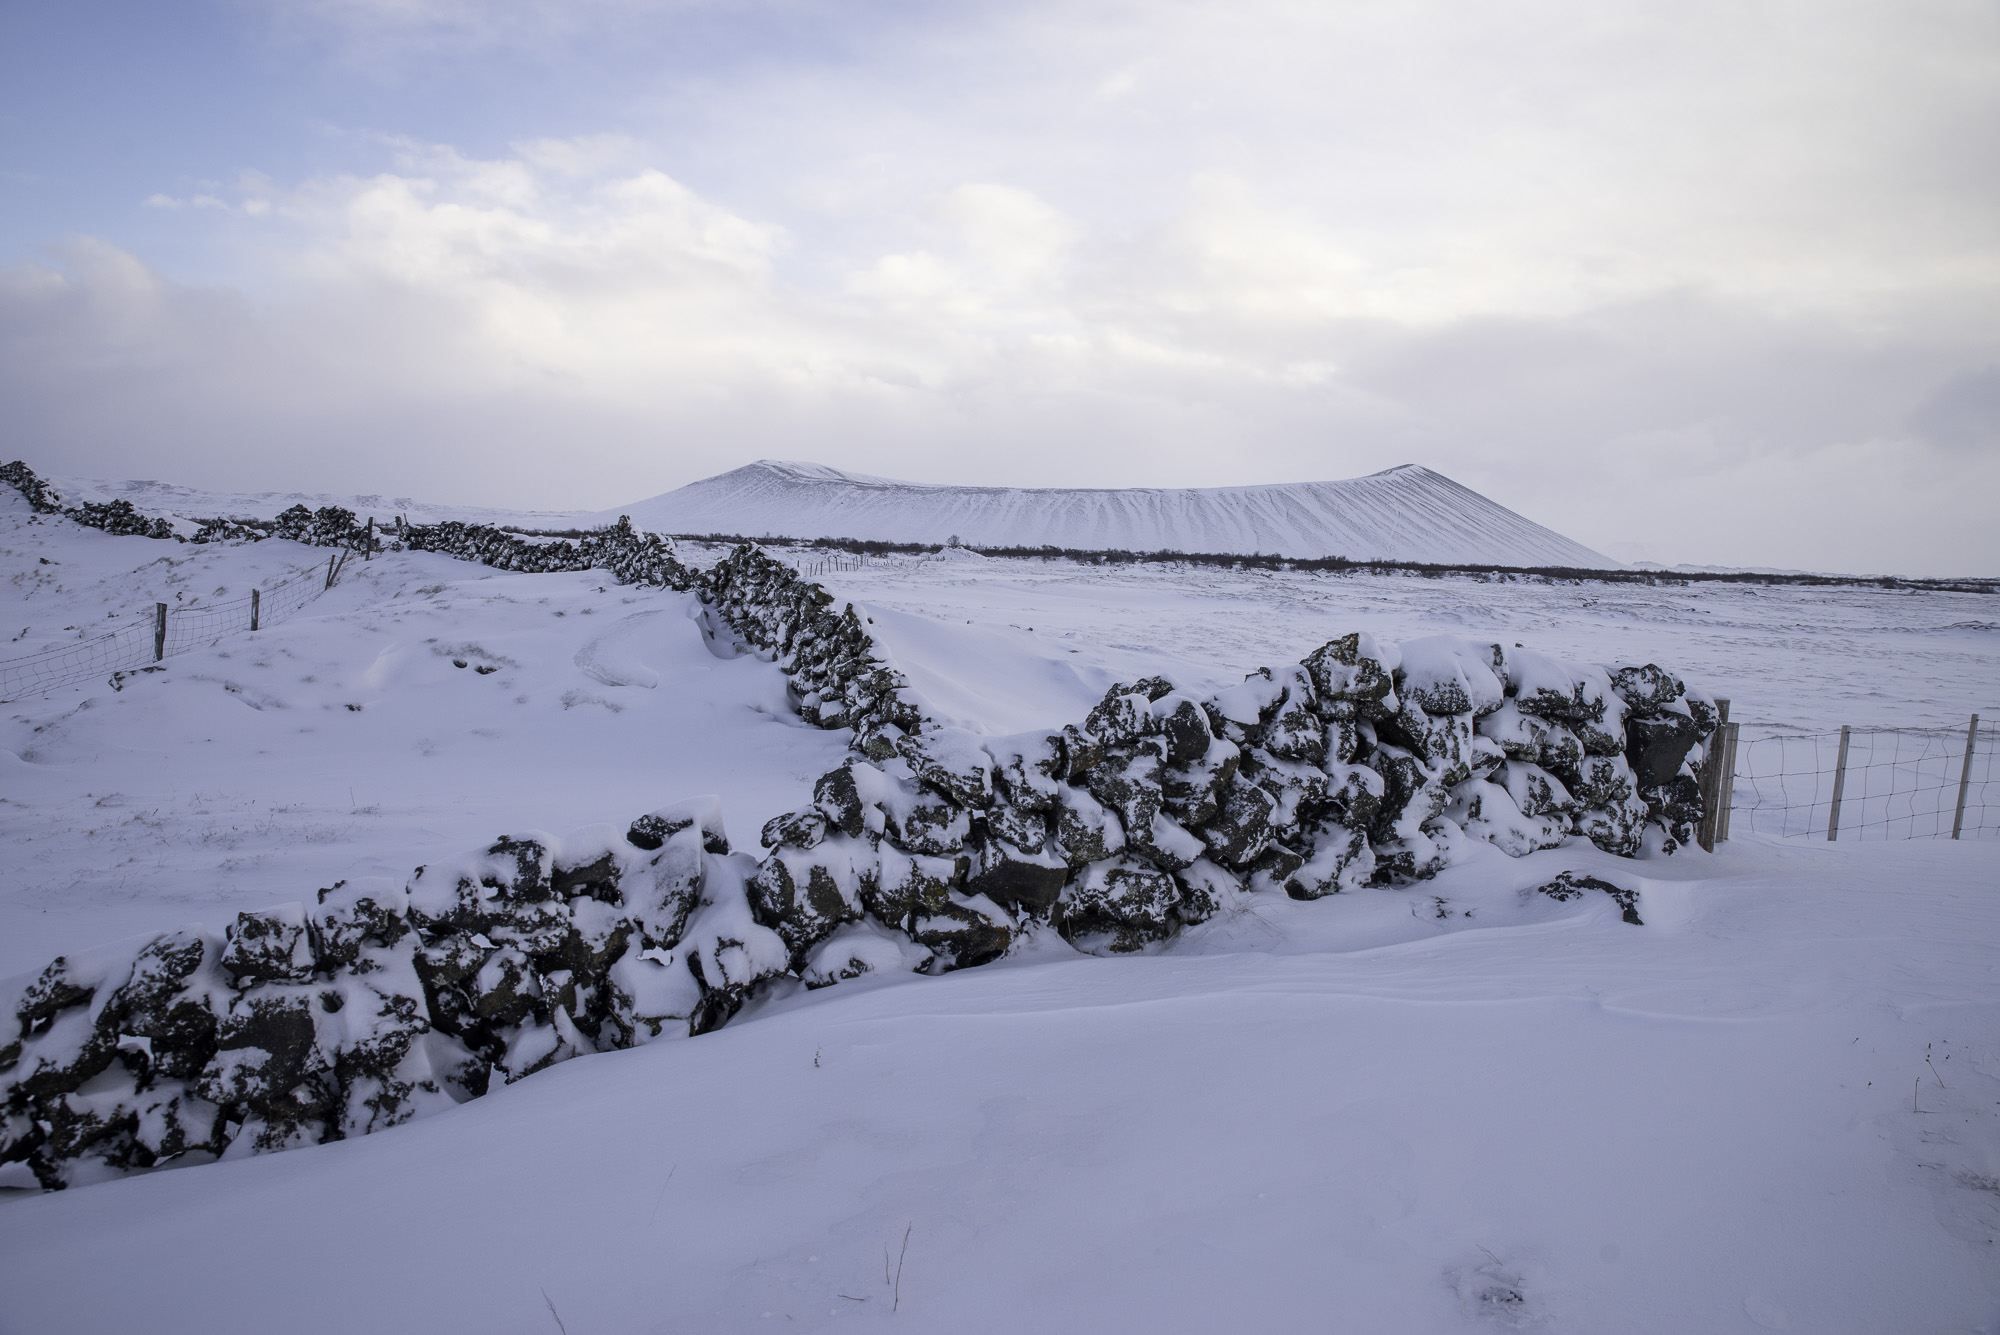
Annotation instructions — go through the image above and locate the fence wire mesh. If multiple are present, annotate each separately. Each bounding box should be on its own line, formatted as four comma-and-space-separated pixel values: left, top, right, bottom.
0, 561, 333, 704
1727, 719, 1996, 842
796, 554, 873, 578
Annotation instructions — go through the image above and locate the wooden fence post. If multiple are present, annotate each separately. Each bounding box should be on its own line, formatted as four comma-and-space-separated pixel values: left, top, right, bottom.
1827, 724, 1852, 841
1698, 698, 1732, 851
1704, 699, 1720, 843
1953, 713, 1980, 840
250, 587, 260, 632
365, 517, 374, 560
325, 554, 337, 590
1717, 721, 1738, 842
152, 603, 167, 662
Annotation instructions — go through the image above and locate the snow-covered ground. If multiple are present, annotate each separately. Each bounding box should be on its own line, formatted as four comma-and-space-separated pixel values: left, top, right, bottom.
0, 493, 851, 978
794, 547, 1998, 735
3, 492, 1998, 1333
608, 460, 1617, 566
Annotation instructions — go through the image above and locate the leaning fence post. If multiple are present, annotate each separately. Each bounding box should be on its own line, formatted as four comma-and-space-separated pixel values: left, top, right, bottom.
1827, 724, 1852, 841
152, 602, 167, 662
1953, 713, 1980, 839
249, 587, 260, 632
325, 554, 337, 590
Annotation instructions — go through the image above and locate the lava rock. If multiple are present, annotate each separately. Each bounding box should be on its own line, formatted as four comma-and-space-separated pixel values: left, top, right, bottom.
1534, 870, 1643, 925
896, 726, 994, 809
1573, 792, 1650, 857
1084, 688, 1153, 749
748, 840, 870, 957
1053, 785, 1127, 866
219, 907, 318, 987
760, 808, 829, 851
1609, 663, 1683, 716
866, 846, 968, 928
1198, 776, 1278, 870
1626, 711, 1703, 788
1300, 632, 1396, 711
906, 894, 1015, 970
967, 840, 1071, 910
985, 731, 1068, 811
1057, 858, 1182, 952
1273, 819, 1374, 898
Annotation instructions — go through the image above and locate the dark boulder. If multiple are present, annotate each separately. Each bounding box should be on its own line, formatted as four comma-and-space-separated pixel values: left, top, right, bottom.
1626, 711, 1702, 788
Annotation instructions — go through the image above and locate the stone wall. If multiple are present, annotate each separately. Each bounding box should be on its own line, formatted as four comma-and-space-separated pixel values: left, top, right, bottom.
2, 524, 1717, 1191
1, 462, 691, 590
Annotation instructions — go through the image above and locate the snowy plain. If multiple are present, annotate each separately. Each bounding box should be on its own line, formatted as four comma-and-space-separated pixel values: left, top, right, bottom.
2, 489, 1998, 1334
791, 545, 1999, 735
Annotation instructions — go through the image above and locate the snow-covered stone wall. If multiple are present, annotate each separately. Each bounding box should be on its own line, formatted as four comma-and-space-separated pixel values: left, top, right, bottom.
707, 544, 1714, 966
2, 524, 1718, 1191
2, 461, 692, 589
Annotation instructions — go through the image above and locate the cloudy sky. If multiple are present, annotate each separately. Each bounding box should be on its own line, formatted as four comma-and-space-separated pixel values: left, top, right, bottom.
3, 0, 1997, 572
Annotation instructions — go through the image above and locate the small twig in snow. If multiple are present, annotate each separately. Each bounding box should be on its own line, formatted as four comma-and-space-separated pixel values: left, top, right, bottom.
894, 1224, 911, 1312
649, 1163, 678, 1223
542, 1289, 569, 1335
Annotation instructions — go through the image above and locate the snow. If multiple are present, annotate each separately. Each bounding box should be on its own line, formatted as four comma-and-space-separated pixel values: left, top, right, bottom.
0, 493, 851, 978
602, 460, 1619, 567
805, 550, 1997, 735
3, 482, 1998, 1332
3, 840, 1996, 1332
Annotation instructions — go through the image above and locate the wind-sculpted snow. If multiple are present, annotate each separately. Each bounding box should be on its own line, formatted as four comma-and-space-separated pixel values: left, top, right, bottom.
1, 535, 1715, 1190
603, 459, 1617, 566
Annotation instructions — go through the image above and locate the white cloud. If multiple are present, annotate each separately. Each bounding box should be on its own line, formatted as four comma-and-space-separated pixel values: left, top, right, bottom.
8, 132, 1998, 573
142, 194, 231, 211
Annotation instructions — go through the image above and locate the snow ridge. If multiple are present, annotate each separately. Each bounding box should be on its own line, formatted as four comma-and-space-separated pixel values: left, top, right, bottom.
601, 460, 1615, 567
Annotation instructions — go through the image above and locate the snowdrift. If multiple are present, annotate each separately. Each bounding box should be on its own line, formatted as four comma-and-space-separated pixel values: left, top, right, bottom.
601, 460, 1617, 566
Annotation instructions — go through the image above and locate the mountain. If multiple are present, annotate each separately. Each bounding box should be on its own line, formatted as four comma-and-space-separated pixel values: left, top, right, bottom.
601, 461, 1617, 567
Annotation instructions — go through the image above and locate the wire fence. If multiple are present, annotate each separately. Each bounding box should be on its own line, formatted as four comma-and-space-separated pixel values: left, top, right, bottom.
796, 554, 875, 577
1725, 717, 1996, 842
0, 558, 339, 704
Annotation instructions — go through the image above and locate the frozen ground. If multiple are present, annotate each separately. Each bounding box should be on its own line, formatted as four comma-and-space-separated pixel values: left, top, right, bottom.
3, 495, 1998, 1334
